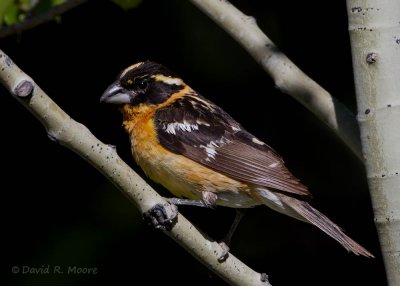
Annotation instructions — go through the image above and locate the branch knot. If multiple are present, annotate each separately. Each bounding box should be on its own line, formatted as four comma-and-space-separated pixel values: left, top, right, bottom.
14, 80, 34, 98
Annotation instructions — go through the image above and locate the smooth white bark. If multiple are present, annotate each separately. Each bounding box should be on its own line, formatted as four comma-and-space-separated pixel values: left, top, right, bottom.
346, 1, 400, 285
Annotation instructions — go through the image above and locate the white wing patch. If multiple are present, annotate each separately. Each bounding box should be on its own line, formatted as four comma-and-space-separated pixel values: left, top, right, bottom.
231, 126, 241, 132
165, 122, 199, 135
201, 141, 218, 159
252, 137, 265, 145
269, 162, 280, 168
164, 118, 213, 135
196, 119, 210, 126
200, 137, 231, 160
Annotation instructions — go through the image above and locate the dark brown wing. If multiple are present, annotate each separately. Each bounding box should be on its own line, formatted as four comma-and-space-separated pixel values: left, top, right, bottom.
154, 92, 309, 196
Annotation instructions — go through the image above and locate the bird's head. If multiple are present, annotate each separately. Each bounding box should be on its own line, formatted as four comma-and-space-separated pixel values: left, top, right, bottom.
100, 61, 186, 107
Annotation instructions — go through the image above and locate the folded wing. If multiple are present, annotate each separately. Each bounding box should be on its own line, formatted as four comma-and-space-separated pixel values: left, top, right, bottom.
154, 93, 309, 196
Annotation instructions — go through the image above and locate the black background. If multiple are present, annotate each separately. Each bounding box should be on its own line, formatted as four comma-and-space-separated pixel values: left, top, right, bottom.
1, 1, 387, 285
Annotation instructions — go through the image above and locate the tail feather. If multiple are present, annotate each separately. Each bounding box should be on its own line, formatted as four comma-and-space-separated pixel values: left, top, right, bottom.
277, 194, 374, 258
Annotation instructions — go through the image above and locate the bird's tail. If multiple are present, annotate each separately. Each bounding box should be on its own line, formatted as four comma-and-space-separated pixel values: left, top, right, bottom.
254, 189, 374, 258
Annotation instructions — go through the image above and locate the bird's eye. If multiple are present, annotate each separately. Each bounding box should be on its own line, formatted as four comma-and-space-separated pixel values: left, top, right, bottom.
137, 79, 148, 90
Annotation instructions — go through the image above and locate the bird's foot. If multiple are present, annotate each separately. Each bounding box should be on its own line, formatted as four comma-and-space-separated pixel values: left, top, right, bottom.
143, 202, 178, 231
217, 241, 230, 262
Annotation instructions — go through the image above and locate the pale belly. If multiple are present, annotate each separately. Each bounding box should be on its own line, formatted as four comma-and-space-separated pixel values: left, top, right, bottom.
132, 143, 260, 208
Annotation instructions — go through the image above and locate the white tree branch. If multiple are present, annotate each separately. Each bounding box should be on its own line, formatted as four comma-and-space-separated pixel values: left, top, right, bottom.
346, 1, 400, 285
0, 49, 270, 286
189, 0, 363, 160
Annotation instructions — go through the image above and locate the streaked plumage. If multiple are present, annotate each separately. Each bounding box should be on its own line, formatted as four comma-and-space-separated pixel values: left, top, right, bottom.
101, 61, 373, 258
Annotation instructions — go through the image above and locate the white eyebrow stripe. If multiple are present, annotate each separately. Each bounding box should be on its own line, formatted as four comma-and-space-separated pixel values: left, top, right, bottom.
153, 74, 183, 86
120, 62, 144, 78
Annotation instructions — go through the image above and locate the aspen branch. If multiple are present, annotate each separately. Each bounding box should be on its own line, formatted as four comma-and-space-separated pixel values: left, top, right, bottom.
0, 0, 88, 39
0, 49, 270, 286
189, 0, 363, 160
346, 1, 400, 285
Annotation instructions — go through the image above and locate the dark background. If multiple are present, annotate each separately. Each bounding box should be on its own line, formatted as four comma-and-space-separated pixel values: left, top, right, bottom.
1, 1, 387, 285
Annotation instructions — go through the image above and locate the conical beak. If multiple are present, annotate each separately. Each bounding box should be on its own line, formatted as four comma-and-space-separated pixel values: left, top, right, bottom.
100, 83, 132, 104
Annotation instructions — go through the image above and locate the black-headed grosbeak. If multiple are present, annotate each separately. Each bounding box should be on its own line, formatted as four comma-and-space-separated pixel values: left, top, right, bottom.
100, 61, 373, 258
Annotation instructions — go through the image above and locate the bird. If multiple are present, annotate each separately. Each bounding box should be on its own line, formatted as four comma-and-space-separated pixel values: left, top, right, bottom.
100, 60, 374, 258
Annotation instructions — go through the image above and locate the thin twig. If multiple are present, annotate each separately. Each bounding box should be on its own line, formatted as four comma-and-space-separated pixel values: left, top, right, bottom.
189, 0, 363, 160
0, 0, 88, 39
